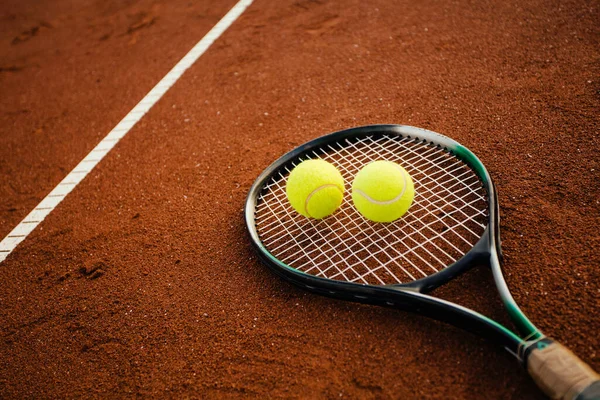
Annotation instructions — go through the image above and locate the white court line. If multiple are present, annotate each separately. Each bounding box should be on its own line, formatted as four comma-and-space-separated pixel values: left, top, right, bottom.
0, 0, 254, 263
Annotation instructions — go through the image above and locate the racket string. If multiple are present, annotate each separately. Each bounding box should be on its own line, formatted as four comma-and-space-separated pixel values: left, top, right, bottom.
322, 145, 452, 279
254, 135, 488, 285
330, 137, 485, 256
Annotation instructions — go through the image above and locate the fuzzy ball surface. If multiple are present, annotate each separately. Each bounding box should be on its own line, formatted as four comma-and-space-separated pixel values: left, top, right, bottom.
286, 159, 345, 219
351, 160, 414, 223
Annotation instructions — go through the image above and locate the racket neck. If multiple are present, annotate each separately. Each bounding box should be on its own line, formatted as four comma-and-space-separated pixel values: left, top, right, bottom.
485, 179, 543, 344
489, 249, 542, 341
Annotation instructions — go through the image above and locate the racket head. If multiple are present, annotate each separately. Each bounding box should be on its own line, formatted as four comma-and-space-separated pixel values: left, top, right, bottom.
245, 125, 502, 296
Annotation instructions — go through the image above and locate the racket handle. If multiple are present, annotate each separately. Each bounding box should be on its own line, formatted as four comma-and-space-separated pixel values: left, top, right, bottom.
526, 340, 600, 400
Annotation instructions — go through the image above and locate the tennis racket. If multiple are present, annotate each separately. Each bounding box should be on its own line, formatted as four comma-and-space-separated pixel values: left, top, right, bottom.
244, 125, 599, 399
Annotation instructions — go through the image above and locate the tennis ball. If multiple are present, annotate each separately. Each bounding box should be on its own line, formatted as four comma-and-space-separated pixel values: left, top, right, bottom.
352, 160, 414, 223
286, 159, 345, 219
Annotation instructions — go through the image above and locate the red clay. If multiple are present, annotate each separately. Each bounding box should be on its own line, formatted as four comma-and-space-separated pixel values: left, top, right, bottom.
1, 0, 598, 398
0, 0, 236, 239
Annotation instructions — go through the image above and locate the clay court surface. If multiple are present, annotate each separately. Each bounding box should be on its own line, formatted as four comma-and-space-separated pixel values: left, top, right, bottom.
1, 0, 598, 398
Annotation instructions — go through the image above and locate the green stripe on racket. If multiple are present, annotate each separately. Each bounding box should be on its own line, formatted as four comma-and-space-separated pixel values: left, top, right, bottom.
245, 125, 599, 400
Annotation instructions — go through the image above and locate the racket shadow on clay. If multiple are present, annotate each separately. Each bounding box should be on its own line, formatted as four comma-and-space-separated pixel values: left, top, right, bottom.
244, 124, 599, 400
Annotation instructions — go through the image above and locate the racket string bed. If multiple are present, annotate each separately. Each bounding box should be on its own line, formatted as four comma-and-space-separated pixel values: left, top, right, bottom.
328, 139, 485, 250
254, 135, 488, 286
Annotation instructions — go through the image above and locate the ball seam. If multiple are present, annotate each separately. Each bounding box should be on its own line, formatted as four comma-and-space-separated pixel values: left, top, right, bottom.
353, 165, 408, 205
304, 184, 343, 217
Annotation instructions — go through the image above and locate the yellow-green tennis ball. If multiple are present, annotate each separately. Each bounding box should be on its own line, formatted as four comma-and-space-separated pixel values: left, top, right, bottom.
352, 160, 414, 223
286, 159, 345, 219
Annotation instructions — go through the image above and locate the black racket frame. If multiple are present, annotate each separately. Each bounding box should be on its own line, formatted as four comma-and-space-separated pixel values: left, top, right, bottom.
245, 125, 535, 358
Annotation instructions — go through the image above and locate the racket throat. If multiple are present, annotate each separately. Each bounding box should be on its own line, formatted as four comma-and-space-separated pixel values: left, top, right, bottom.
488, 249, 542, 340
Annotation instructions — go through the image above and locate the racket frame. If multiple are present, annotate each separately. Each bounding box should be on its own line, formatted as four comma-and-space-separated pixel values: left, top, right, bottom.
245, 124, 541, 359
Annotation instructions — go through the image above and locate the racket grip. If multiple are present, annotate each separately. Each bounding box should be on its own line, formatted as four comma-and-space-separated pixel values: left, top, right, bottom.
527, 340, 600, 400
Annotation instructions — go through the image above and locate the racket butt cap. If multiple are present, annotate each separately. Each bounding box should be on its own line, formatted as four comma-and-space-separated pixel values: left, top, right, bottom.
526, 340, 600, 400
